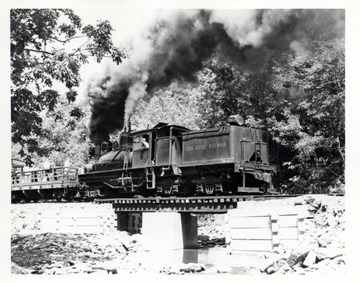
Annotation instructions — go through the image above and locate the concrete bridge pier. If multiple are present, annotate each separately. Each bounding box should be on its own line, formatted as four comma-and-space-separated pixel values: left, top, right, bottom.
116, 212, 198, 250
142, 212, 198, 250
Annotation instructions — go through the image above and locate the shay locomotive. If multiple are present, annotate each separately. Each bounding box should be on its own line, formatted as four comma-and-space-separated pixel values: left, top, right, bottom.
11, 115, 276, 202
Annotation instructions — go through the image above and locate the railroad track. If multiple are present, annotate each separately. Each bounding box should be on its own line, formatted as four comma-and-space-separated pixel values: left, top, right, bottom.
94, 194, 343, 213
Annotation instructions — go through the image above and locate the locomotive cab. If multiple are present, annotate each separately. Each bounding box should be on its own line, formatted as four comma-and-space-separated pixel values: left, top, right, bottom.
132, 133, 152, 168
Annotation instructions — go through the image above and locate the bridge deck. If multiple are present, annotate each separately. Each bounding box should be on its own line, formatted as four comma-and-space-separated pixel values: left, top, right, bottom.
95, 195, 290, 213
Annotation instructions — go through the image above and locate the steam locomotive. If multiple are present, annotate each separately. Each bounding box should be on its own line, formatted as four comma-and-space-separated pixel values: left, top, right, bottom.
78, 115, 276, 198
11, 115, 276, 202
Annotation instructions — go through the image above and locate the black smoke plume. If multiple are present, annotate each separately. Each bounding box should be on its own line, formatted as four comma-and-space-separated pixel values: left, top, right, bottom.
86, 9, 344, 145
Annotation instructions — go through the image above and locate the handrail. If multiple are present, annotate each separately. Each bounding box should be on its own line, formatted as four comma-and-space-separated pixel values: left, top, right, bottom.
11, 166, 78, 187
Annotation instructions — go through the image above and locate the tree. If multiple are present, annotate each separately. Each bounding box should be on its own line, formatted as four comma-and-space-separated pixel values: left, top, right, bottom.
131, 82, 204, 131
10, 9, 126, 162
270, 38, 345, 193
30, 96, 92, 167
195, 59, 273, 128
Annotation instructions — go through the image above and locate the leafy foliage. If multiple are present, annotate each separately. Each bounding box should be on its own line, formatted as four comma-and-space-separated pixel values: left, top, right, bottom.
29, 96, 92, 167
269, 39, 345, 193
131, 82, 203, 131
10, 9, 126, 162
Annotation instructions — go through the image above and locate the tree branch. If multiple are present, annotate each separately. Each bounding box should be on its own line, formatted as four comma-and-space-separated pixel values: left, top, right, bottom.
24, 48, 54, 56
48, 35, 87, 43
71, 39, 91, 56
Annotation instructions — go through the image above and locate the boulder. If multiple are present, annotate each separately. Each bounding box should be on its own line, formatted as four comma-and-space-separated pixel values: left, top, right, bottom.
278, 262, 293, 274
266, 266, 278, 274
334, 256, 345, 265
304, 196, 315, 204
286, 250, 309, 267
315, 247, 343, 261
179, 263, 206, 273
260, 255, 289, 274
317, 237, 328, 247
11, 262, 30, 274
302, 250, 316, 267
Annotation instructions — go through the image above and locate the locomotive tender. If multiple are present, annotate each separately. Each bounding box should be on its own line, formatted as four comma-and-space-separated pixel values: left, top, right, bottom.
78, 115, 276, 198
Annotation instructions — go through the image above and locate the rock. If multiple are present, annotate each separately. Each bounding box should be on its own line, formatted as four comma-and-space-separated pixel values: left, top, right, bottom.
294, 198, 306, 206
81, 245, 92, 252
315, 258, 331, 268
264, 258, 290, 274
179, 263, 206, 273
259, 254, 287, 272
286, 253, 299, 267
302, 250, 316, 267
312, 200, 322, 210
11, 262, 30, 274
273, 246, 286, 254
130, 234, 142, 243
304, 196, 315, 205
107, 268, 118, 274
317, 234, 333, 247
334, 256, 345, 265
315, 247, 343, 261
317, 237, 328, 247
266, 266, 278, 274
278, 262, 292, 274
286, 250, 309, 267
327, 214, 337, 227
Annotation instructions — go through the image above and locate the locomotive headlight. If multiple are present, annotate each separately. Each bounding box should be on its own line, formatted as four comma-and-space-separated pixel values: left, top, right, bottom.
228, 115, 244, 126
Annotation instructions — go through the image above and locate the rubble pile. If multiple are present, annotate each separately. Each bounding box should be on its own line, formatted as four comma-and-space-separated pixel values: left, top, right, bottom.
196, 195, 346, 275
11, 232, 145, 274
11, 195, 345, 275
257, 195, 345, 275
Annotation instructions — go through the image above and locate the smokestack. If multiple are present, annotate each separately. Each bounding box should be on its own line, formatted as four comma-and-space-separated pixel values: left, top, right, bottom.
86, 9, 344, 145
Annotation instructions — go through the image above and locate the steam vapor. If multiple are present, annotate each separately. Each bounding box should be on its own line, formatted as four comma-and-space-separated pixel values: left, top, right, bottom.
86, 9, 344, 144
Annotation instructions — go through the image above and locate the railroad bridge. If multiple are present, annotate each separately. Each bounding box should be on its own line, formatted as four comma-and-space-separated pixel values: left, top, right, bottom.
95, 194, 305, 252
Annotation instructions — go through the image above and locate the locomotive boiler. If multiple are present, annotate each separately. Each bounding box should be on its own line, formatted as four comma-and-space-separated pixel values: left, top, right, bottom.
78, 115, 276, 198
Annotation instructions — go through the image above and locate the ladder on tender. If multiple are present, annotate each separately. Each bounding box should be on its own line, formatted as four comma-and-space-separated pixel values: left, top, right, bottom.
145, 167, 156, 189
